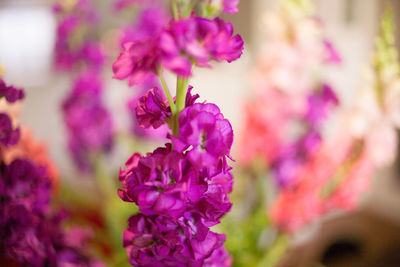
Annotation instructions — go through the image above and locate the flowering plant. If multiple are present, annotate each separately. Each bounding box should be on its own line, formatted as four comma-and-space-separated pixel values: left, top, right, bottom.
112, 0, 243, 265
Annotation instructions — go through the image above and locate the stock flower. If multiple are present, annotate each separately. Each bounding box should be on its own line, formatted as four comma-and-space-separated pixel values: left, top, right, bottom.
160, 17, 244, 76
203, 246, 233, 267
270, 139, 373, 232
114, 16, 244, 84
119, 142, 233, 223
222, 0, 240, 14
136, 87, 171, 129
113, 39, 161, 85
172, 103, 233, 167
0, 114, 20, 147
123, 213, 226, 267
53, 0, 101, 71
119, 94, 234, 263
121, 7, 169, 44
62, 72, 113, 172
2, 128, 59, 187
118, 145, 187, 218
271, 85, 338, 188
0, 159, 105, 266
305, 84, 339, 127
0, 79, 25, 103
81, 41, 106, 70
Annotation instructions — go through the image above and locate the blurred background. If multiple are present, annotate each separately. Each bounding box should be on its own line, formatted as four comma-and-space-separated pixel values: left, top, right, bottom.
1, 0, 400, 265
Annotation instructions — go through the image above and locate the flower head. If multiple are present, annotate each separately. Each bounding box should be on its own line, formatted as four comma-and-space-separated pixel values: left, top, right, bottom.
113, 16, 244, 85
136, 87, 171, 129
172, 103, 233, 168
160, 17, 244, 76
0, 158, 104, 266
123, 213, 225, 266
62, 72, 114, 172
0, 114, 20, 147
0, 79, 25, 103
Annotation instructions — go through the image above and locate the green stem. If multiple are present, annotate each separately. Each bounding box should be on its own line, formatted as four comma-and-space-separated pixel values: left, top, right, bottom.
158, 72, 176, 114
172, 0, 179, 20
173, 76, 189, 136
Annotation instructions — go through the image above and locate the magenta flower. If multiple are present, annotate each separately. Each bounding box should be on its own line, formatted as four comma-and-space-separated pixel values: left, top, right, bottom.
113, 39, 161, 86
123, 213, 226, 267
62, 72, 114, 172
121, 7, 169, 45
113, 16, 243, 85
0, 159, 105, 266
306, 84, 339, 127
324, 40, 342, 64
160, 17, 244, 76
0, 114, 20, 147
222, 0, 240, 14
127, 77, 170, 139
203, 246, 233, 267
0, 79, 25, 103
118, 145, 187, 218
172, 103, 233, 167
53, 0, 101, 71
136, 87, 171, 129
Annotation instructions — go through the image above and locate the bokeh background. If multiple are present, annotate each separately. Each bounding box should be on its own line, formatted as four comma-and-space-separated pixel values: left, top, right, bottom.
1, 0, 400, 265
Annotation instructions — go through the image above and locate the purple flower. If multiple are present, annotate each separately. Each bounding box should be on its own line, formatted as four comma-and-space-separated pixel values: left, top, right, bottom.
62, 72, 114, 172
113, 16, 244, 85
203, 246, 233, 267
118, 145, 187, 218
123, 213, 225, 267
136, 87, 171, 129
81, 41, 106, 70
53, 0, 101, 71
0, 114, 20, 147
0, 79, 25, 103
0, 159, 105, 266
222, 0, 240, 14
160, 17, 244, 76
121, 7, 169, 45
172, 103, 233, 167
324, 40, 341, 64
119, 145, 233, 224
113, 39, 161, 86
306, 84, 339, 127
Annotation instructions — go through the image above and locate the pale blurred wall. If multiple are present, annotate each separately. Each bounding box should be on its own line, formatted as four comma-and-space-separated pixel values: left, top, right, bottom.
0, 0, 387, 174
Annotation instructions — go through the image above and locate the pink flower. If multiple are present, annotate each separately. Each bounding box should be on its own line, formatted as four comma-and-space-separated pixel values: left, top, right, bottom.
113, 16, 244, 85
270, 138, 373, 233
160, 17, 244, 76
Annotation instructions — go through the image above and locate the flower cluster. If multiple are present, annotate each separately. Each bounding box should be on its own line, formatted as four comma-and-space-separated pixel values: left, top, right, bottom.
54, 0, 115, 172
271, 138, 373, 232
0, 79, 24, 148
239, 1, 340, 171
114, 0, 242, 265
2, 128, 59, 187
0, 81, 104, 266
119, 88, 234, 265
53, 0, 104, 71
62, 72, 114, 172
271, 84, 339, 187
113, 15, 244, 85
0, 159, 105, 266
